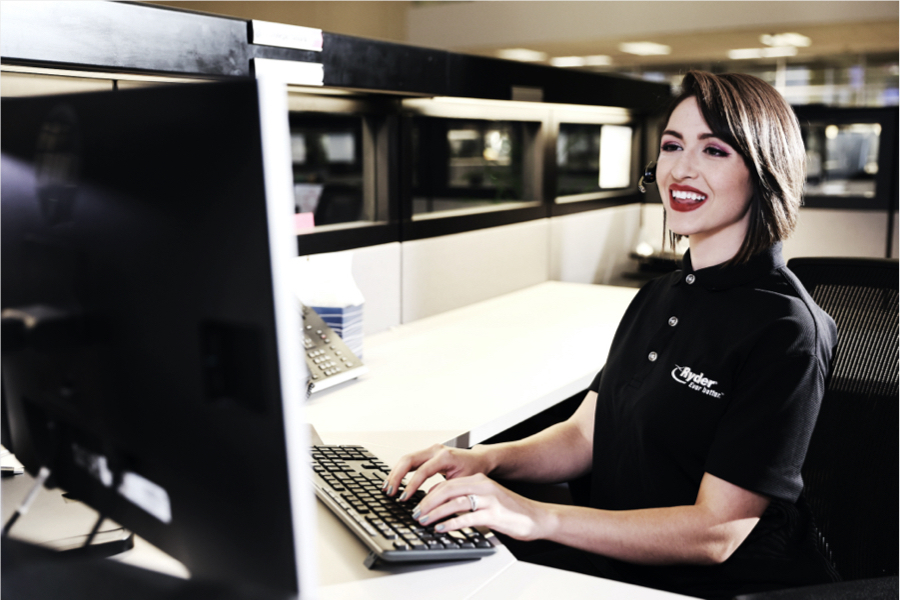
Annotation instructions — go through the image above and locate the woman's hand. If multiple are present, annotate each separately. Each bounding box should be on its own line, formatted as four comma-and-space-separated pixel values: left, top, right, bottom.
382, 444, 494, 501
411, 473, 550, 541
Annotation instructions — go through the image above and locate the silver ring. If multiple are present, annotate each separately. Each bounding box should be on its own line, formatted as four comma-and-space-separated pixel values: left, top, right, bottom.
467, 494, 478, 512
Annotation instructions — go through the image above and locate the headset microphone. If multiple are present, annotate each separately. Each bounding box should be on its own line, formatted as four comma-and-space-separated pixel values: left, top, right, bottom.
638, 161, 656, 193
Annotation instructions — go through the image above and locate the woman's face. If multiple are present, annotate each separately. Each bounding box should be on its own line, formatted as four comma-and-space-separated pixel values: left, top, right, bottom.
657, 96, 754, 257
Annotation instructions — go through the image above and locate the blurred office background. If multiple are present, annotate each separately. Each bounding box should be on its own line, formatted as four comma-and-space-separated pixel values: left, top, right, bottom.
2, 1, 897, 333
150, 1, 899, 107
143, 1, 899, 275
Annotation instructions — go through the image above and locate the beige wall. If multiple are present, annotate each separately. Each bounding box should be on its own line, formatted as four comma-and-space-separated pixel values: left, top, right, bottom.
406, 1, 899, 50
148, 1, 410, 43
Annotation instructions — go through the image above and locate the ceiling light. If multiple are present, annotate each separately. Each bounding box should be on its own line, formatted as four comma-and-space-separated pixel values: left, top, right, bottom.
497, 48, 547, 62
618, 42, 671, 56
551, 56, 587, 68
584, 55, 613, 66
760, 33, 811, 48
728, 48, 764, 60
550, 55, 612, 68
728, 46, 798, 60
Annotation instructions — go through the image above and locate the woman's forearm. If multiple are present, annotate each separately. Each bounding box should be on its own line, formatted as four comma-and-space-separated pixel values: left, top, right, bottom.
476, 391, 597, 484
535, 473, 769, 565
539, 503, 731, 565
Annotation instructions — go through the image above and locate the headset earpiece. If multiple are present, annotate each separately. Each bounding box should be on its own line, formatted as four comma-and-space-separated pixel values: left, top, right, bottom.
638, 161, 656, 193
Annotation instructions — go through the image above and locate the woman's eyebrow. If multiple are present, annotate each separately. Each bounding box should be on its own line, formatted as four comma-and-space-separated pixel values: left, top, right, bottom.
662, 130, 723, 142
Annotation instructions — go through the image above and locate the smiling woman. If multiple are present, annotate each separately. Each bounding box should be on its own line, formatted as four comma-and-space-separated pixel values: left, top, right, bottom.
384, 71, 843, 600
655, 71, 808, 268
657, 96, 756, 269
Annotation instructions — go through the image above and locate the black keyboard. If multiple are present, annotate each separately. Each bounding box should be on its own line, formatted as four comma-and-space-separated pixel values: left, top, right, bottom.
311, 445, 497, 565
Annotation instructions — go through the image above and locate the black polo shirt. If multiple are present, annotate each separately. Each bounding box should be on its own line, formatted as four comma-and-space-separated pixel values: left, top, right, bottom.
587, 243, 837, 598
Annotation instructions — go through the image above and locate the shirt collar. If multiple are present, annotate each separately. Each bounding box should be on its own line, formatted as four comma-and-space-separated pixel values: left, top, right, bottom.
672, 243, 785, 290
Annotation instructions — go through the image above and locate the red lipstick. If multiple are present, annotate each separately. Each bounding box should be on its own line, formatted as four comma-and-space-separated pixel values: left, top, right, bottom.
668, 184, 707, 213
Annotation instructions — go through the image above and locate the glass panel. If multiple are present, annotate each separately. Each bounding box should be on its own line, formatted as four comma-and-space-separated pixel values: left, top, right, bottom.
599, 125, 633, 189
804, 122, 881, 197
556, 123, 633, 198
412, 117, 537, 217
289, 114, 366, 227
556, 123, 601, 196
632, 54, 898, 108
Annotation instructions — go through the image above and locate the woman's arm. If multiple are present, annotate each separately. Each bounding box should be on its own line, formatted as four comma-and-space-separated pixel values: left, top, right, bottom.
383, 390, 598, 499
416, 471, 770, 566
541, 472, 770, 564
485, 389, 597, 483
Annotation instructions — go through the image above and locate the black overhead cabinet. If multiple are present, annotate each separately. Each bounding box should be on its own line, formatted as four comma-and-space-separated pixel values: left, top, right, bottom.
1, 1, 671, 255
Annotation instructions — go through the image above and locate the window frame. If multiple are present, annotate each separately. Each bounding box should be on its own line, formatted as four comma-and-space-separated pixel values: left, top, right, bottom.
397, 97, 550, 240
793, 105, 898, 211
396, 96, 645, 241
287, 90, 402, 256
547, 105, 646, 217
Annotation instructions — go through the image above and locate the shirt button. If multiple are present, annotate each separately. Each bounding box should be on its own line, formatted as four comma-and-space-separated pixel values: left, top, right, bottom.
648, 352, 658, 362
668, 316, 678, 327
685, 274, 696, 285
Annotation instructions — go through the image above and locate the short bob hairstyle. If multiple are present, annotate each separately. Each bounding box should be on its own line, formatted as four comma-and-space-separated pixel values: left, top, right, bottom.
661, 71, 806, 264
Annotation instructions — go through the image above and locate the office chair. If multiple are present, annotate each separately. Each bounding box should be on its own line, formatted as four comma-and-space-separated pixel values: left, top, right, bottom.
731, 257, 900, 600
785, 257, 898, 584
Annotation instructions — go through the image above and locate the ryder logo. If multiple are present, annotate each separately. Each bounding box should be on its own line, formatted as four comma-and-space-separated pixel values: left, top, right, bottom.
671, 365, 724, 399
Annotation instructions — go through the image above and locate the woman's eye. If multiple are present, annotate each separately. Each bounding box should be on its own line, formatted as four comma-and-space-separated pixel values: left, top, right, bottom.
705, 146, 729, 157
660, 142, 681, 152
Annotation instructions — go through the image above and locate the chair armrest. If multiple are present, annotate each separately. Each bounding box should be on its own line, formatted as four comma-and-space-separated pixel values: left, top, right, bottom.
733, 575, 898, 600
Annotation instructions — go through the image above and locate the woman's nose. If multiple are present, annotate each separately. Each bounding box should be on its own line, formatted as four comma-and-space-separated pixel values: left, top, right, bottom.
670, 151, 697, 180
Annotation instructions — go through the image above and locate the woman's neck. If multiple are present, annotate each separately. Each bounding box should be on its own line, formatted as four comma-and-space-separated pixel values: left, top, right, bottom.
688, 233, 744, 270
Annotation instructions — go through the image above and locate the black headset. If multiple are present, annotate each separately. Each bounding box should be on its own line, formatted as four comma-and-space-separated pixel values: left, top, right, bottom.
638, 161, 656, 193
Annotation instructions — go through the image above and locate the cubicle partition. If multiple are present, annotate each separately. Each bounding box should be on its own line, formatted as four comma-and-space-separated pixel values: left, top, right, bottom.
347, 204, 645, 337
1, 1, 677, 342
1, 4, 897, 327
0, 1, 668, 255
3, 2, 897, 335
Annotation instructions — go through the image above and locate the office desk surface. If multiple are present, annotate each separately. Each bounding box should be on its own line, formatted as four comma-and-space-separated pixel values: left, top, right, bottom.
308, 281, 669, 598
4, 281, 696, 599
306, 281, 638, 449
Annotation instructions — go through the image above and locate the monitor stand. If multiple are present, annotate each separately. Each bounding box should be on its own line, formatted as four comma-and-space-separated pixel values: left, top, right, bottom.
44, 498, 136, 560
2, 465, 135, 559
2, 537, 296, 600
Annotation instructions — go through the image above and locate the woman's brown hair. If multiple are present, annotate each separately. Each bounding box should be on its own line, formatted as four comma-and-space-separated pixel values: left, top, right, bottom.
661, 71, 806, 264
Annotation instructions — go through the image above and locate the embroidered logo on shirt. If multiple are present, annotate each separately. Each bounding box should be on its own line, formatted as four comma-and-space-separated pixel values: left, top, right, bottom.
671, 365, 724, 399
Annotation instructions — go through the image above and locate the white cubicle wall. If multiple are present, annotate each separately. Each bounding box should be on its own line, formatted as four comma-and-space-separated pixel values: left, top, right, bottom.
640, 203, 897, 262
549, 204, 643, 288
341, 202, 897, 341
347, 242, 403, 335
401, 219, 550, 323
783, 207, 898, 261
328, 204, 645, 337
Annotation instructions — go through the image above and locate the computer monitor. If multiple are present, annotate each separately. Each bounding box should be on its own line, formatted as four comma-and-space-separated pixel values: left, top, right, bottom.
1, 78, 316, 596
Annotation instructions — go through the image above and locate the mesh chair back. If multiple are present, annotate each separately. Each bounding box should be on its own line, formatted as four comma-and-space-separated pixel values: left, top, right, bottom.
787, 257, 899, 581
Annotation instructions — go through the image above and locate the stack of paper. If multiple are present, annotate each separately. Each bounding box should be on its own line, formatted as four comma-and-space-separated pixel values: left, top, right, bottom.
312, 304, 364, 360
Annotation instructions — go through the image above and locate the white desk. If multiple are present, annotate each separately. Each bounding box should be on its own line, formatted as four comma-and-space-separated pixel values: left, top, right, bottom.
306, 281, 639, 449
4, 281, 696, 599
306, 281, 696, 599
